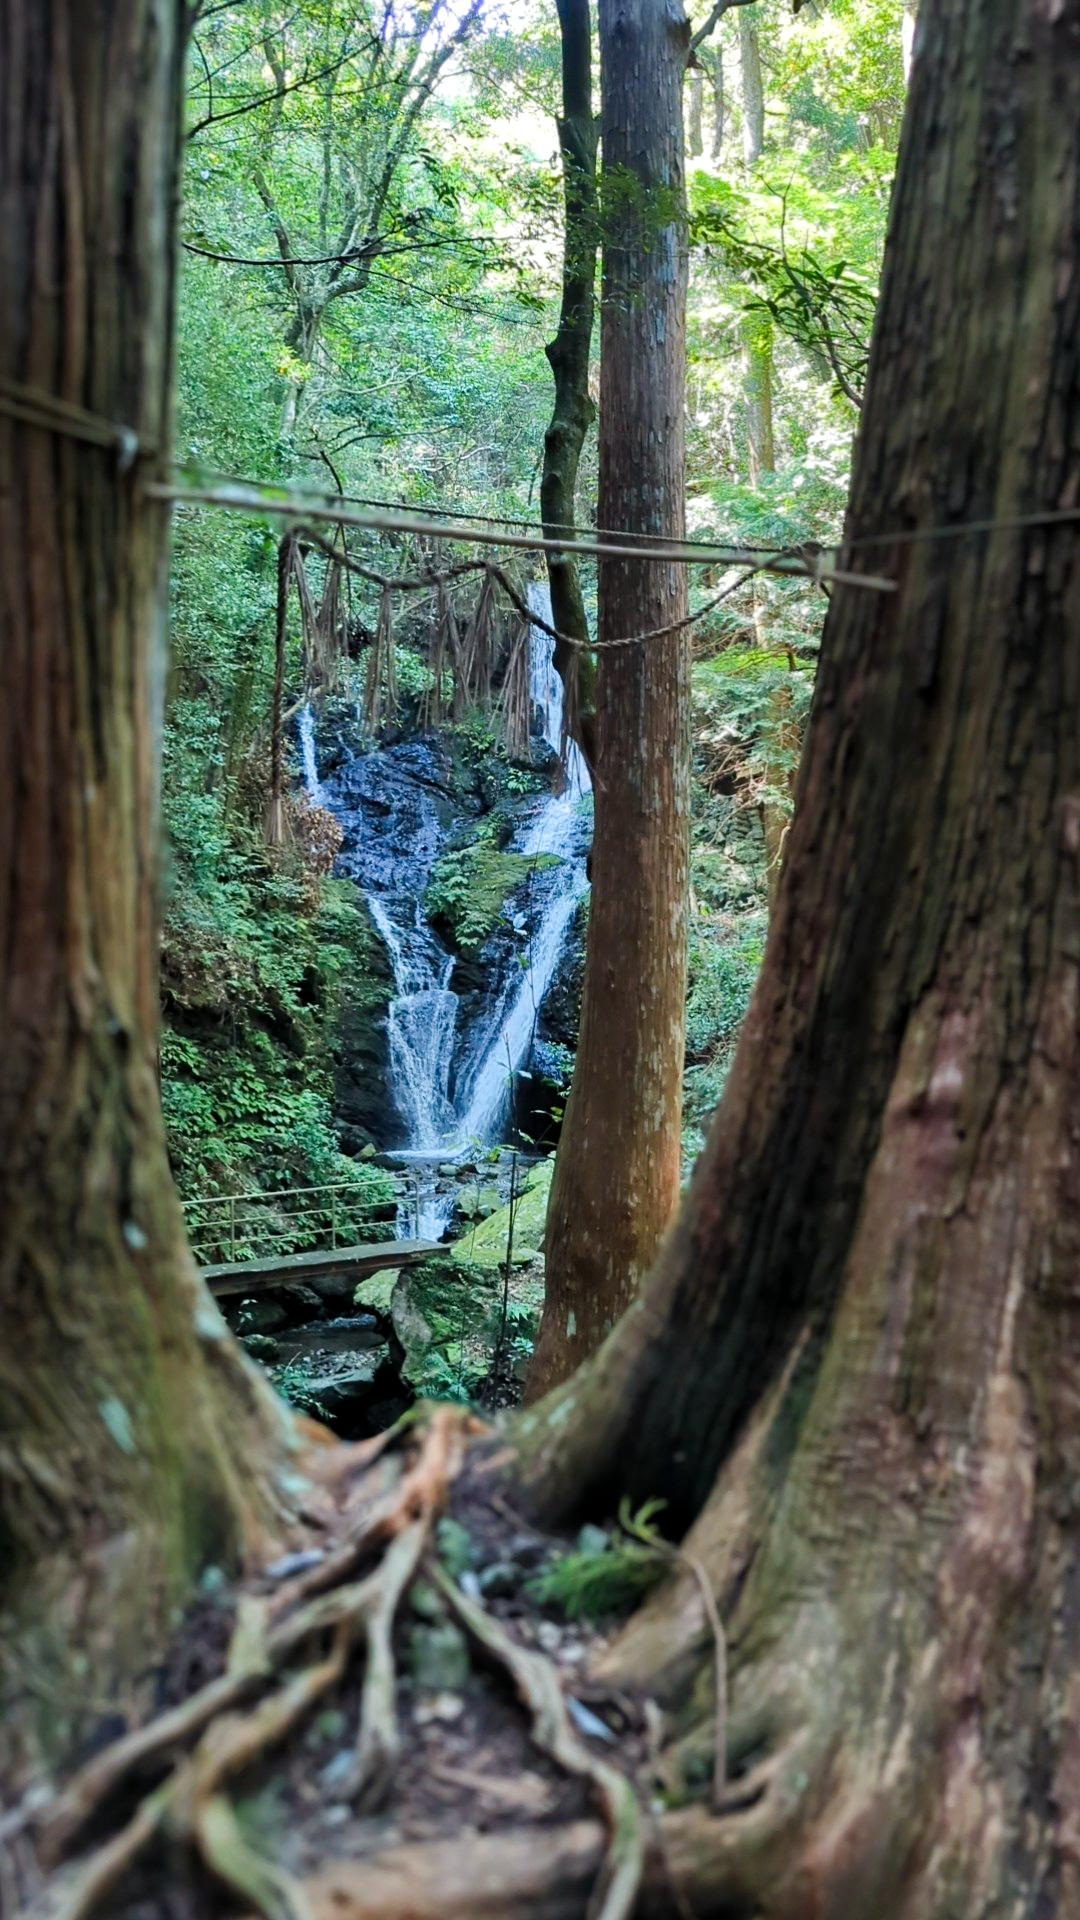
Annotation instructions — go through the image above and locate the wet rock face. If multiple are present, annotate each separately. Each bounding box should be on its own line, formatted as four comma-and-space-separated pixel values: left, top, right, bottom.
328, 733, 466, 890
305, 697, 589, 1158
536, 897, 587, 1053
318, 731, 464, 1150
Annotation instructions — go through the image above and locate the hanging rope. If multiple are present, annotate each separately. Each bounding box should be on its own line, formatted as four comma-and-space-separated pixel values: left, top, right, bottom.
6, 375, 1080, 617
147, 470, 894, 591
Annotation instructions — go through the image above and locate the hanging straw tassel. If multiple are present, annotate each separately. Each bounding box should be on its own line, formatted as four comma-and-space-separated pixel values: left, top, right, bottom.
496, 617, 531, 759
363, 583, 397, 734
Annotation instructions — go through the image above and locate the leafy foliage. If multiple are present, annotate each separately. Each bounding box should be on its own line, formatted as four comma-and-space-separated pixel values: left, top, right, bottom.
162, 0, 906, 1222
528, 1500, 670, 1622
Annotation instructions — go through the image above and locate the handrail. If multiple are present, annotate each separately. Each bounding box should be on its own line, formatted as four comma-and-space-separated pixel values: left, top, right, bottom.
182, 1176, 404, 1209
181, 1171, 423, 1265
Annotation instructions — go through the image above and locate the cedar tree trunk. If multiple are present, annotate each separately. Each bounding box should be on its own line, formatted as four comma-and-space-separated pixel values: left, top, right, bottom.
530, 0, 692, 1396
518, 0, 1080, 1908
541, 0, 599, 769
0, 0, 286, 1762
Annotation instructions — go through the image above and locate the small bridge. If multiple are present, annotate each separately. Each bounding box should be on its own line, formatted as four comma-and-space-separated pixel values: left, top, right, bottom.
199, 1238, 439, 1298
183, 1176, 440, 1299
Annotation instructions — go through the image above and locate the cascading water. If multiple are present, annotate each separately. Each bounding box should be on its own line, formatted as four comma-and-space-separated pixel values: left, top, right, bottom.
449, 586, 591, 1141
299, 582, 591, 1231
365, 894, 457, 1150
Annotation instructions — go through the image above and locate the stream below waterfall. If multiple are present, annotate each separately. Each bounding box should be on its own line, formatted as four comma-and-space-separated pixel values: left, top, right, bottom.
300, 583, 591, 1236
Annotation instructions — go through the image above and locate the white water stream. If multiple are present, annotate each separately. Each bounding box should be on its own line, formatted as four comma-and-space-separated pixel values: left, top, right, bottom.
300, 583, 591, 1231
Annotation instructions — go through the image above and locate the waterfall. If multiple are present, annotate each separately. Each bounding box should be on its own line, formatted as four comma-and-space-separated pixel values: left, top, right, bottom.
451, 583, 591, 1142
365, 895, 457, 1151
298, 712, 460, 1157
298, 705, 325, 808
298, 581, 591, 1228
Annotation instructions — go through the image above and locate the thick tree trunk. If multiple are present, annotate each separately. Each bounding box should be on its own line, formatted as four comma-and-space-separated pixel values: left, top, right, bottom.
518, 0, 1080, 1906
529, 0, 692, 1398
541, 0, 599, 771
0, 0, 286, 1759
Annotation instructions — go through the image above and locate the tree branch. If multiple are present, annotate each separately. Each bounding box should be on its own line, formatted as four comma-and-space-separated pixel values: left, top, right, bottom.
689, 0, 757, 59
186, 41, 372, 140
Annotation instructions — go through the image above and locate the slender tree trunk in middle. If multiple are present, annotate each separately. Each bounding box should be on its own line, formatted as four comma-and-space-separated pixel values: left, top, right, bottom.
529, 0, 692, 1398
738, 5, 764, 164
541, 0, 599, 769
738, 9, 774, 492
267, 533, 296, 846
687, 68, 705, 156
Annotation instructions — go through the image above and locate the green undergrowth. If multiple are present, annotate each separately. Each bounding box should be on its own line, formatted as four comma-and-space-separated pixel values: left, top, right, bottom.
377, 1251, 531, 1404
682, 910, 767, 1162
529, 1500, 670, 1622
453, 1157, 553, 1268
161, 782, 392, 1205
355, 1160, 554, 1403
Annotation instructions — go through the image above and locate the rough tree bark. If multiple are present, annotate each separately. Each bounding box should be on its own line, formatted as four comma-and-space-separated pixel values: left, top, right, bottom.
518, 0, 1080, 1907
540, 0, 599, 771
0, 0, 286, 1760
529, 0, 692, 1397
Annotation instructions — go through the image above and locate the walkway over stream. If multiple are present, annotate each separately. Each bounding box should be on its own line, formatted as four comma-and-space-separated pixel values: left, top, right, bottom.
183, 1175, 440, 1297
198, 1238, 440, 1298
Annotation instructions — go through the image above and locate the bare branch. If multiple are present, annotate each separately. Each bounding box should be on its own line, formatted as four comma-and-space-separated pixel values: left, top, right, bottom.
186, 41, 373, 140
181, 233, 497, 272
689, 0, 757, 59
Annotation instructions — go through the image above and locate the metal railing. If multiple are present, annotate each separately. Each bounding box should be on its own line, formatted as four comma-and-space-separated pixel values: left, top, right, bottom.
182, 1172, 425, 1267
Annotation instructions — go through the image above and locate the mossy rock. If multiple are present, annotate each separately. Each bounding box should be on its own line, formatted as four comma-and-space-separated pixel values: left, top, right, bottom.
353, 1267, 400, 1316
390, 1254, 498, 1385
453, 1184, 501, 1223
449, 1159, 553, 1271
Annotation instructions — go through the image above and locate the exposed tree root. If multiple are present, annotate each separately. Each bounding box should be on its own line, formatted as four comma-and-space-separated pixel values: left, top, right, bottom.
39, 1410, 470, 1869
291, 1809, 756, 1920
432, 1565, 646, 1920
27, 1411, 470, 1920
669, 1548, 727, 1809
24, 1407, 708, 1920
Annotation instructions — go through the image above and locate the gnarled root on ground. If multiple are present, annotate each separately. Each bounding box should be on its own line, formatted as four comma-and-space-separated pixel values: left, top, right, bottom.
19, 1406, 663, 1920
25, 1409, 471, 1920
18, 1406, 869, 1920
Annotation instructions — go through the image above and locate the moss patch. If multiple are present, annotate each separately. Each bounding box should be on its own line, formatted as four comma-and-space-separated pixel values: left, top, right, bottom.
353, 1266, 400, 1316
450, 1158, 553, 1269
387, 1164, 553, 1402
426, 831, 558, 959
